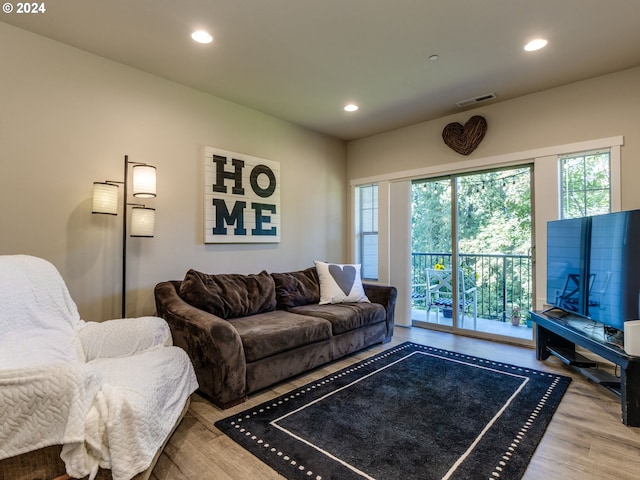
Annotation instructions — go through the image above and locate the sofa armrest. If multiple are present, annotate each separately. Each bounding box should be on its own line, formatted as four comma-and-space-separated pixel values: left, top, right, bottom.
364, 283, 397, 343
154, 281, 247, 408
77, 316, 172, 362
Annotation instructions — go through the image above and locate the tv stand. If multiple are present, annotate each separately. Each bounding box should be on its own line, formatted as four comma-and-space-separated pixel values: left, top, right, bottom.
531, 310, 640, 426
545, 345, 598, 368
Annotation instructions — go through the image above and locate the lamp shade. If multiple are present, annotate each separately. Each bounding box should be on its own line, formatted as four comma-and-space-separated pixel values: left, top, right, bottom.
92, 182, 119, 214
130, 207, 155, 237
132, 165, 156, 198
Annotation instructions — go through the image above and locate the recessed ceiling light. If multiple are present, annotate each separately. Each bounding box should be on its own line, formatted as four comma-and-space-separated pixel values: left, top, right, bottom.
428, 54, 439, 61
191, 30, 213, 44
524, 38, 548, 52
344, 104, 359, 112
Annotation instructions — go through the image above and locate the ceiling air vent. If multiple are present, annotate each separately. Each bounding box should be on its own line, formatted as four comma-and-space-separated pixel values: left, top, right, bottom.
455, 93, 496, 108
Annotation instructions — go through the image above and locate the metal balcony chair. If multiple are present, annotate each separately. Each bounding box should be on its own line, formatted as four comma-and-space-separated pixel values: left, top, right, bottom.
425, 268, 478, 328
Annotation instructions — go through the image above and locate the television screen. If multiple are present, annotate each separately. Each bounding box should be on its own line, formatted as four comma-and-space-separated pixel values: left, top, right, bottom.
546, 216, 590, 318
547, 210, 640, 332
589, 210, 640, 331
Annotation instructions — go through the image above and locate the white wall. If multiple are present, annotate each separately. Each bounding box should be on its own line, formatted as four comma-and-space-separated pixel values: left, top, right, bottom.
347, 67, 640, 208
0, 23, 347, 321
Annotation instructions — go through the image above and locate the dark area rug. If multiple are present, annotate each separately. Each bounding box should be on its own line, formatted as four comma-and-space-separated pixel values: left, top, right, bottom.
215, 342, 571, 480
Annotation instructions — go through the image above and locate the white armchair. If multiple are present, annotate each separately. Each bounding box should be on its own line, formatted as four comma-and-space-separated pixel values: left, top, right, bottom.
0, 255, 198, 480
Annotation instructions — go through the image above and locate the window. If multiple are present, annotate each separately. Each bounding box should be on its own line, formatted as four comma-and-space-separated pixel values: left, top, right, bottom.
357, 184, 378, 280
560, 149, 611, 219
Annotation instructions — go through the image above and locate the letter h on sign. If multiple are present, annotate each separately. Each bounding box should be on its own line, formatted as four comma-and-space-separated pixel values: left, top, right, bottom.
204, 147, 281, 243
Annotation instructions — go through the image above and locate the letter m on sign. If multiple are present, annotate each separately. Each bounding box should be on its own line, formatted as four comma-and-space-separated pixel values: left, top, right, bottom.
203, 146, 281, 243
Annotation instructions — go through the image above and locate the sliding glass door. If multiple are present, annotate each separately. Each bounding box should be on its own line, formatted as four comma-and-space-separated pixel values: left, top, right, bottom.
411, 177, 454, 329
411, 166, 534, 343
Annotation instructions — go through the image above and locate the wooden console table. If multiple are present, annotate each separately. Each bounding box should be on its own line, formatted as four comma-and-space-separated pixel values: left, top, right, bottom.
531, 310, 640, 426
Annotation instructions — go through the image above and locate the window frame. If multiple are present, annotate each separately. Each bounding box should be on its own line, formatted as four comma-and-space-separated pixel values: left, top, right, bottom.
559, 149, 612, 219
349, 136, 622, 323
356, 183, 379, 281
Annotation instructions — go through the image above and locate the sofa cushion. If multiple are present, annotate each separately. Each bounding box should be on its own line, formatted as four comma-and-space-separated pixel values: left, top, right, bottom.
227, 311, 332, 362
271, 267, 320, 309
179, 269, 276, 319
289, 302, 386, 335
314, 261, 370, 304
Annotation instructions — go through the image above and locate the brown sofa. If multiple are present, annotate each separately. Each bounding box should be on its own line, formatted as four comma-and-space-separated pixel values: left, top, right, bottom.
154, 267, 397, 408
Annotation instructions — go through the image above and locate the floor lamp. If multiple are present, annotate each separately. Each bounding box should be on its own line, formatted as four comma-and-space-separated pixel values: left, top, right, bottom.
92, 155, 157, 318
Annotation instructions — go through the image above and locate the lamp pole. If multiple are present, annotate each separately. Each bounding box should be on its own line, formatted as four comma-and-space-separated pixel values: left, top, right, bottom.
122, 154, 129, 318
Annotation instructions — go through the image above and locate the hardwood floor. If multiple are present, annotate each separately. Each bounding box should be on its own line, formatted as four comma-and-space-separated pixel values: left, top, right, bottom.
150, 327, 640, 480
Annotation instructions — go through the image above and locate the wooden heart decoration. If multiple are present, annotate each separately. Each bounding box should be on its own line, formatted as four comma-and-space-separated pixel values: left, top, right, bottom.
442, 115, 487, 155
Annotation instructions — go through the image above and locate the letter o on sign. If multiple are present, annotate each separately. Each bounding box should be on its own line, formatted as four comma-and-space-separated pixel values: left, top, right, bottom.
250, 165, 276, 198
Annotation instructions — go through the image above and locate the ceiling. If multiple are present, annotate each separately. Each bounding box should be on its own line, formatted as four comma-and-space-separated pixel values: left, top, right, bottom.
3, 0, 640, 141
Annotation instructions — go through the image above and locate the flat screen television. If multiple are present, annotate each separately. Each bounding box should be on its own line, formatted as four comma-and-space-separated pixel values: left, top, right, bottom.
546, 209, 640, 333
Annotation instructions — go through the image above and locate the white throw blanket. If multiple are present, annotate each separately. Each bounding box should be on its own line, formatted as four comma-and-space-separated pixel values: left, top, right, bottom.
61, 347, 197, 479
0, 254, 82, 369
0, 255, 198, 480
0, 363, 100, 457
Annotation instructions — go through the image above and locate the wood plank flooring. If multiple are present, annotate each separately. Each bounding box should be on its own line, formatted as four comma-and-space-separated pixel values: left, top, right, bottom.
150, 327, 640, 480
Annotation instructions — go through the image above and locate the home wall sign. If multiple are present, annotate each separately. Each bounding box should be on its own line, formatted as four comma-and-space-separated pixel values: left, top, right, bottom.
204, 146, 280, 243
442, 115, 487, 155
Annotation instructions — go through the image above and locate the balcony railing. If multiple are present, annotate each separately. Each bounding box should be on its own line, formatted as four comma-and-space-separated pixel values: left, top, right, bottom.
412, 252, 532, 322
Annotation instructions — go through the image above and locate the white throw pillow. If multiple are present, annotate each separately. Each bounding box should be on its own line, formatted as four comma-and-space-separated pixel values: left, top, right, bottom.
314, 261, 370, 304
